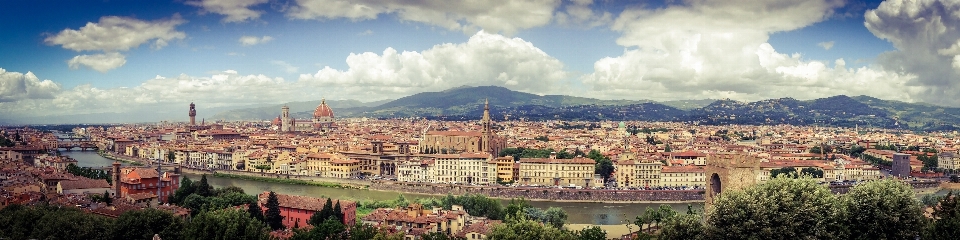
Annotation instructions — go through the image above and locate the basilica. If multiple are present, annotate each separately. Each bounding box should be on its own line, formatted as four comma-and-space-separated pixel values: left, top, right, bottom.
273, 99, 336, 133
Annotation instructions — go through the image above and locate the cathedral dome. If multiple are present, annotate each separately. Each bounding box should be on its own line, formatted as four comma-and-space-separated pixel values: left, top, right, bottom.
313, 99, 334, 118
272, 115, 281, 126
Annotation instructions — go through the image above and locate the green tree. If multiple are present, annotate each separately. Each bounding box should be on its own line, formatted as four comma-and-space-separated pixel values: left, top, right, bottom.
104, 189, 113, 205
575, 226, 607, 240
348, 223, 382, 240
292, 218, 346, 240
196, 174, 213, 197
182, 194, 211, 215
925, 191, 960, 239
543, 207, 568, 229
705, 177, 846, 239
487, 215, 576, 240
264, 191, 284, 230
800, 167, 824, 178
659, 213, 704, 240
333, 200, 344, 224
184, 208, 270, 240
0, 204, 114, 240
504, 198, 532, 221
170, 176, 195, 204
110, 208, 185, 240
247, 202, 264, 222
769, 167, 797, 178
311, 198, 335, 226
843, 179, 925, 240
167, 151, 175, 163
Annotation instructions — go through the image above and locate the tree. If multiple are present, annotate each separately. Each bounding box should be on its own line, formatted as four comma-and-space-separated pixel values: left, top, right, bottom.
170, 176, 195, 204
769, 167, 797, 178
659, 213, 704, 240
167, 151, 175, 163
247, 202, 264, 222
925, 191, 960, 239
333, 200, 344, 224
844, 179, 925, 240
543, 207, 568, 229
103, 190, 113, 205
184, 208, 270, 240
665, 144, 672, 152
800, 167, 824, 178
504, 198, 532, 221
311, 198, 335, 226
196, 174, 213, 197
487, 215, 576, 240
705, 177, 846, 239
575, 226, 607, 240
348, 223, 382, 240
292, 218, 346, 240
264, 191, 284, 230
111, 208, 185, 240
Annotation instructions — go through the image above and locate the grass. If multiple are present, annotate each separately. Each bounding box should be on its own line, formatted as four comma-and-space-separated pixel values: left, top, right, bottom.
211, 172, 353, 189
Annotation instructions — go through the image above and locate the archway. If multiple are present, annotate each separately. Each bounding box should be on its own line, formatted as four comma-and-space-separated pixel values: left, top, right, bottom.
710, 173, 722, 196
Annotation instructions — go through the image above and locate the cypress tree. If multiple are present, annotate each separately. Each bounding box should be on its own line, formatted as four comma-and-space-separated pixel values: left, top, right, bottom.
247, 202, 264, 222
196, 174, 212, 197
332, 200, 343, 224
265, 191, 284, 230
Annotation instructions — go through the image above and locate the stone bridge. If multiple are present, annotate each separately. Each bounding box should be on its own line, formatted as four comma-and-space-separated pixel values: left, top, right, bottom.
57, 140, 98, 151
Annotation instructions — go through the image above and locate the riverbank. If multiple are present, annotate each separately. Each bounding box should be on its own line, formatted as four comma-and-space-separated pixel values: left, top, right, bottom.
209, 172, 362, 189
96, 150, 143, 166
369, 181, 705, 203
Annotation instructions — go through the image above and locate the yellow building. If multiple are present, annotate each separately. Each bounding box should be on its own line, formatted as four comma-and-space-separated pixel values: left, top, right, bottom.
615, 153, 662, 188
519, 156, 596, 188
329, 158, 360, 179
660, 166, 705, 188
494, 156, 516, 183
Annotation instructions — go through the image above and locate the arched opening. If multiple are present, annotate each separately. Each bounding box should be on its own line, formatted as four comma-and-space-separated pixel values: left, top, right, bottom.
710, 173, 722, 195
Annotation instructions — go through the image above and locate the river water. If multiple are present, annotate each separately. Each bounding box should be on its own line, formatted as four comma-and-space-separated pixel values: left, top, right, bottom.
64, 150, 699, 225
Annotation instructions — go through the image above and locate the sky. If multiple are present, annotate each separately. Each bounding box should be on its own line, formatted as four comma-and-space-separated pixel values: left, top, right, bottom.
2, 0, 959, 124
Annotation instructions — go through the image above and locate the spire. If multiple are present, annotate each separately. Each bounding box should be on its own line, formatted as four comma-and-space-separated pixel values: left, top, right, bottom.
484, 98, 489, 110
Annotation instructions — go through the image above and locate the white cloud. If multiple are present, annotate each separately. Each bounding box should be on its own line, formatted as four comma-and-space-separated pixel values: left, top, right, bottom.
818, 41, 835, 50
0, 70, 294, 118
239, 35, 273, 46
44, 15, 187, 52
186, 0, 270, 23
286, 0, 561, 35
554, 0, 613, 28
271, 60, 299, 73
299, 31, 567, 98
359, 30, 373, 36
0, 68, 61, 102
66, 53, 127, 73
865, 0, 960, 106
578, 0, 920, 102
44, 15, 186, 73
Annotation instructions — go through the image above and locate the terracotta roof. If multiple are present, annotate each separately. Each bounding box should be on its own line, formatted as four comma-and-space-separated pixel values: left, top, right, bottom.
258, 192, 355, 212
426, 131, 482, 137
520, 157, 596, 164
60, 178, 111, 190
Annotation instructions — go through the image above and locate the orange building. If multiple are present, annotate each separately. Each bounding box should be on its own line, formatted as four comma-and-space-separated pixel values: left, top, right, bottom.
257, 192, 357, 229
115, 167, 180, 203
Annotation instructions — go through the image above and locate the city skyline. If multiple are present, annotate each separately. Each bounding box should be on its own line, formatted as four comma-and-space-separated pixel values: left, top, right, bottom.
2, 0, 958, 123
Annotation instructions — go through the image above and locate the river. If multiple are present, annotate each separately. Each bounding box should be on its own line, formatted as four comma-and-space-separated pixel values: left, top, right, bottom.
64, 150, 700, 225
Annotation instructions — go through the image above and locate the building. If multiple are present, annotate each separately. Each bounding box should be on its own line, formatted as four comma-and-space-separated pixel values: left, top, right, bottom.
420, 100, 505, 156
115, 166, 180, 203
361, 203, 470, 237
892, 153, 911, 178
615, 153, 663, 188
189, 102, 196, 126
430, 153, 495, 185
57, 177, 113, 196
938, 151, 958, 171
313, 98, 335, 132
280, 105, 294, 132
494, 156, 516, 183
660, 165, 705, 188
519, 154, 596, 188
257, 192, 357, 229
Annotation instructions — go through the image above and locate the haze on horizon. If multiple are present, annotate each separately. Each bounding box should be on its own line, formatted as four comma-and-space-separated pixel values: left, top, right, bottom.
2, 0, 958, 124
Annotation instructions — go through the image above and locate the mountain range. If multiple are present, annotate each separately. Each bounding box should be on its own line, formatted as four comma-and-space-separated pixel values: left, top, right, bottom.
214, 86, 959, 131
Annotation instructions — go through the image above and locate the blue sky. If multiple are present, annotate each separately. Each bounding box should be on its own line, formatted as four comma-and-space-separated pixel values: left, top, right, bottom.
2, 0, 958, 123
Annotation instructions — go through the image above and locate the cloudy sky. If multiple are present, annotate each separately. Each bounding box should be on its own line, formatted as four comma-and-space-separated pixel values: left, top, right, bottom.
2, 0, 958, 123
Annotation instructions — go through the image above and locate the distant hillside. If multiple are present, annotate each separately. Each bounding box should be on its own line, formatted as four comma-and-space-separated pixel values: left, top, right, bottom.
209, 86, 960, 131
211, 99, 390, 121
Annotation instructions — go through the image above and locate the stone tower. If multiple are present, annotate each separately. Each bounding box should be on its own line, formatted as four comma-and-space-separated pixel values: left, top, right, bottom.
481, 99, 491, 155
704, 153, 761, 210
112, 161, 122, 199
189, 102, 196, 126
280, 105, 292, 132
